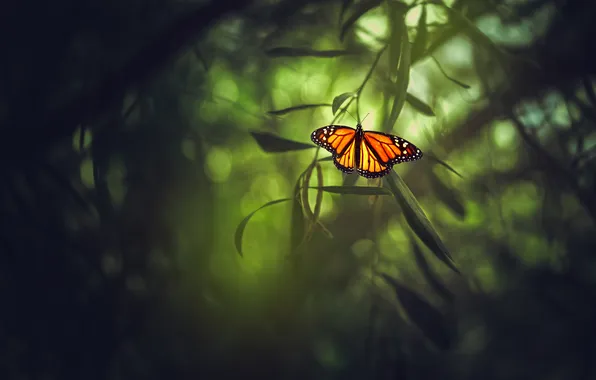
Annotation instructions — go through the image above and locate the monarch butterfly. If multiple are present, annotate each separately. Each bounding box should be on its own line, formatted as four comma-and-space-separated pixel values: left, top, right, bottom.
311, 123, 423, 178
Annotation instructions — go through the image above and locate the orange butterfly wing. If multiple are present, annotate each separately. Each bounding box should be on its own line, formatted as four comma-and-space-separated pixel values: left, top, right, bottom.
357, 131, 423, 178
311, 125, 357, 173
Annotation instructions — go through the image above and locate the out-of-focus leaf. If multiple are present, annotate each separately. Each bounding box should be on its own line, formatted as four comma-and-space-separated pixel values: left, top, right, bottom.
583, 77, 596, 108
318, 156, 334, 162
314, 185, 391, 196
431, 56, 471, 89
235, 198, 291, 257
410, 236, 454, 303
406, 93, 435, 116
410, 5, 428, 62
291, 175, 307, 253
250, 131, 315, 152
386, 29, 411, 131
385, 172, 460, 274
266, 47, 360, 58
332, 92, 355, 115
425, 152, 464, 179
340, 0, 383, 41
339, 0, 355, 25
304, 164, 325, 242
380, 273, 452, 350
388, 2, 408, 79
343, 172, 359, 186
302, 164, 316, 223
429, 170, 465, 219
268, 104, 331, 116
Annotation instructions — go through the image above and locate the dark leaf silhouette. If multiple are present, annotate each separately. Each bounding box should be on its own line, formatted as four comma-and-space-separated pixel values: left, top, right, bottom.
291, 174, 307, 252
386, 22, 411, 131
332, 92, 355, 115
409, 236, 454, 303
431, 56, 471, 89
235, 198, 292, 257
268, 104, 331, 115
266, 47, 360, 58
380, 273, 452, 350
406, 93, 435, 116
314, 185, 391, 195
429, 170, 466, 219
425, 152, 464, 179
385, 172, 460, 274
340, 0, 382, 41
250, 131, 315, 152
410, 5, 428, 62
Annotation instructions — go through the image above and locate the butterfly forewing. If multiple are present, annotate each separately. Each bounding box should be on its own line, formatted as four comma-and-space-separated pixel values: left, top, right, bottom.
362, 131, 423, 165
311, 125, 356, 156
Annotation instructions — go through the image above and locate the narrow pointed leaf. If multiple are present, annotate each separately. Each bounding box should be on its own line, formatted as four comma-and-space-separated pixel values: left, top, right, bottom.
235, 198, 292, 256
380, 273, 452, 350
431, 57, 471, 89
342, 172, 359, 187
406, 93, 435, 116
388, 2, 408, 79
386, 31, 411, 131
332, 92, 355, 115
268, 104, 331, 116
317, 156, 334, 162
339, 0, 355, 25
429, 171, 466, 219
250, 131, 315, 152
266, 47, 359, 58
385, 172, 459, 274
426, 152, 464, 179
409, 236, 454, 303
291, 171, 308, 252
410, 5, 428, 62
313, 185, 391, 195
340, 0, 382, 41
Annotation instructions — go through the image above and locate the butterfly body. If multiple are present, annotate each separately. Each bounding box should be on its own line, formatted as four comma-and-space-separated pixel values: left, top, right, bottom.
311, 124, 422, 178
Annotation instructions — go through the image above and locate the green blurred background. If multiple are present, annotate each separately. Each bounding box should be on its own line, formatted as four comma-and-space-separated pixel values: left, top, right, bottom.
1, 0, 596, 379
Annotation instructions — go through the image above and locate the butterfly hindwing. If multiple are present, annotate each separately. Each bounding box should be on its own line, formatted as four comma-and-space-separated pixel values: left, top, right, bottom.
357, 137, 392, 178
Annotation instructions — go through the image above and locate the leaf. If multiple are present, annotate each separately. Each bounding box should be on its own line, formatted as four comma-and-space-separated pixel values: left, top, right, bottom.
409, 235, 454, 304
385, 28, 411, 131
431, 56, 471, 89
385, 172, 459, 274
387, 1, 408, 80
380, 273, 452, 350
340, 0, 382, 41
428, 170, 465, 219
332, 92, 355, 115
425, 152, 463, 179
268, 104, 331, 116
250, 131, 315, 153
266, 47, 360, 58
291, 174, 307, 252
317, 156, 334, 162
406, 93, 435, 116
235, 198, 292, 257
410, 5, 428, 62
339, 0, 355, 25
313, 185, 391, 196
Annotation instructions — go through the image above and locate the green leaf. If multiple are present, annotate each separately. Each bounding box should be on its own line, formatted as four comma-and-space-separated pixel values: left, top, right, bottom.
387, 1, 408, 80
250, 131, 315, 153
317, 156, 334, 162
406, 93, 435, 116
429, 170, 465, 219
235, 198, 292, 257
386, 24, 411, 131
425, 152, 463, 179
313, 185, 391, 195
332, 92, 355, 115
410, 5, 428, 62
409, 235, 454, 304
385, 172, 459, 274
266, 47, 360, 58
339, 0, 355, 25
431, 56, 471, 89
380, 273, 452, 350
291, 174, 307, 252
268, 104, 331, 116
340, 0, 382, 41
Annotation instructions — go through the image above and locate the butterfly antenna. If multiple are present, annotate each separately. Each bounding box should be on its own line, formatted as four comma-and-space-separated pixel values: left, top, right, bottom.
361, 113, 370, 124
345, 110, 358, 123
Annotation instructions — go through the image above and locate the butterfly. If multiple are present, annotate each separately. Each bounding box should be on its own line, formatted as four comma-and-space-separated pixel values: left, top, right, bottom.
311, 123, 423, 178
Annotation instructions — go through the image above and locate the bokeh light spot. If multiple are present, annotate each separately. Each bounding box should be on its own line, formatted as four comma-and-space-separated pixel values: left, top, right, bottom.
205, 147, 232, 183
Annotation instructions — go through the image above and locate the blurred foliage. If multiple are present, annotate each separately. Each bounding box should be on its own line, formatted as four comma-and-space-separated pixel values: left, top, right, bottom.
1, 0, 596, 379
